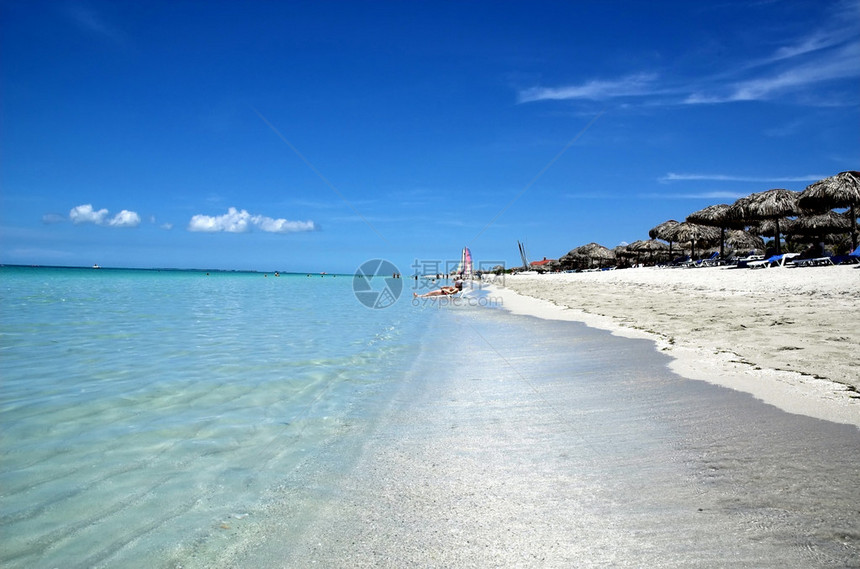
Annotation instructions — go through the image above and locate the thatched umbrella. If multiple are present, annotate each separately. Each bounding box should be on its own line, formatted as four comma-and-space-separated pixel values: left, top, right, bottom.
668, 222, 720, 259
798, 171, 860, 249
790, 211, 852, 235
728, 189, 799, 254
686, 203, 745, 258
724, 229, 765, 254
561, 242, 616, 270
649, 219, 680, 259
751, 219, 780, 237
613, 244, 635, 266
787, 211, 853, 255
628, 239, 669, 264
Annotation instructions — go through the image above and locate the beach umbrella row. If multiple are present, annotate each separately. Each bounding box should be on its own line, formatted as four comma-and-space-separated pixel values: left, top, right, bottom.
548, 171, 856, 270
648, 173, 858, 259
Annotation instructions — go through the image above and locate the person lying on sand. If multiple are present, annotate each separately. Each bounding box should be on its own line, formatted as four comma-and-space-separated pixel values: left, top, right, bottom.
414, 280, 463, 298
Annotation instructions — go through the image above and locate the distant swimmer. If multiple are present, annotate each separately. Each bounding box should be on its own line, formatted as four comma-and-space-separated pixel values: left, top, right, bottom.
413, 280, 463, 298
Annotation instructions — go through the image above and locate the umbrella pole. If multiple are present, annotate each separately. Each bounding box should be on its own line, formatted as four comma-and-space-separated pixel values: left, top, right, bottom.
852, 204, 858, 250
720, 227, 725, 259
775, 219, 781, 254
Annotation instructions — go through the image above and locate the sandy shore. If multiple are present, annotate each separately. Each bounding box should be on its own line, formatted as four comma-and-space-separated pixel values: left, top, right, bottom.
221, 292, 860, 567
490, 265, 859, 427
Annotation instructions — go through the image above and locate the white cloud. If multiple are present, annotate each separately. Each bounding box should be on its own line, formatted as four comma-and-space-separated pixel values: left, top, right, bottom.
42, 213, 66, 224
685, 41, 860, 104
189, 207, 252, 232
70, 204, 109, 225
518, 73, 663, 103
108, 210, 141, 227
641, 191, 749, 200
68, 204, 141, 227
188, 207, 316, 234
519, 3, 860, 107
660, 173, 825, 183
253, 216, 316, 233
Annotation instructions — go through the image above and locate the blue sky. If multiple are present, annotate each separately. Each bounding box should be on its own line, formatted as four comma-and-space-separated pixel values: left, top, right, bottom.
2, 0, 858, 273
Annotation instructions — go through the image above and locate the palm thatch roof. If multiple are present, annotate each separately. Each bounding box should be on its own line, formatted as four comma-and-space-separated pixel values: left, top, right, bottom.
571, 242, 615, 259
687, 203, 746, 257
649, 219, 680, 258
724, 229, 764, 253
667, 222, 720, 258
668, 222, 719, 244
729, 189, 800, 221
787, 211, 853, 237
798, 171, 860, 210
687, 204, 745, 228
628, 239, 669, 252
626, 239, 669, 265
728, 189, 799, 253
750, 219, 780, 238
649, 219, 680, 241
560, 242, 616, 270
798, 171, 860, 249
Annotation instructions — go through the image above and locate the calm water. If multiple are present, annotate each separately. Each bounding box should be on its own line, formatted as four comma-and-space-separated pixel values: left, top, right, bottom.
2, 267, 858, 568
0, 267, 432, 568
235, 305, 860, 568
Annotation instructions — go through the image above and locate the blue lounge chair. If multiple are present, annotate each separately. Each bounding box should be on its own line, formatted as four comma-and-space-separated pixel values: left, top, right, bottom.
828, 245, 860, 265
697, 251, 720, 267
748, 253, 799, 269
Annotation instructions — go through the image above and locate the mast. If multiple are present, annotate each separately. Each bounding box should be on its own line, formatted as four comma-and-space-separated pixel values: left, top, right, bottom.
518, 241, 529, 270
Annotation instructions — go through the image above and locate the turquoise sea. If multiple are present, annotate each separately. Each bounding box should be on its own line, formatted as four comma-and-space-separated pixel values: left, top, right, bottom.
0, 266, 438, 567
2, 266, 858, 568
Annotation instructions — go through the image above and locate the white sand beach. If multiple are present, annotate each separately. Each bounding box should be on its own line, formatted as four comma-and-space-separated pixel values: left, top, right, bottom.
491, 265, 860, 427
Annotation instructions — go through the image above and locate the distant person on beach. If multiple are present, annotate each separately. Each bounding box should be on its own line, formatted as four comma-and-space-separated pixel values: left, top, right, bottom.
414, 280, 463, 298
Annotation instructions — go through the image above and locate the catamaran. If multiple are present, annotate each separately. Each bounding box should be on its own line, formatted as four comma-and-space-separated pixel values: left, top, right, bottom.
454, 246, 473, 280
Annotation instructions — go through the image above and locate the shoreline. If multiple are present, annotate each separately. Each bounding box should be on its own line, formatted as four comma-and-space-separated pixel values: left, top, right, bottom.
483, 266, 859, 428
222, 291, 860, 567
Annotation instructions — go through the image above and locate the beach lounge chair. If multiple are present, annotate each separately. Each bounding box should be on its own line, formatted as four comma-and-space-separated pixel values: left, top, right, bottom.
830, 246, 860, 265
792, 257, 834, 267
669, 255, 691, 267
749, 252, 799, 269
696, 251, 720, 267
736, 254, 765, 268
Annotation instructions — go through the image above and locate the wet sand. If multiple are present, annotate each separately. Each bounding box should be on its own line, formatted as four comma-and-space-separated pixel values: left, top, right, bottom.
496, 265, 860, 427
209, 304, 860, 568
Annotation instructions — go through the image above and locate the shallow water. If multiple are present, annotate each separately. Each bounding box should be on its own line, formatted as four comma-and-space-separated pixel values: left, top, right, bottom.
0, 267, 428, 568
226, 297, 860, 568
2, 270, 858, 567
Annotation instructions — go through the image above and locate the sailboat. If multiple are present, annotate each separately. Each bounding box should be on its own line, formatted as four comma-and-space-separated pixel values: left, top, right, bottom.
454, 246, 473, 280
517, 240, 529, 270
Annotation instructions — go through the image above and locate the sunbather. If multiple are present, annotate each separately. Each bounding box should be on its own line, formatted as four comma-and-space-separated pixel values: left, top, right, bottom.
414, 280, 463, 297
